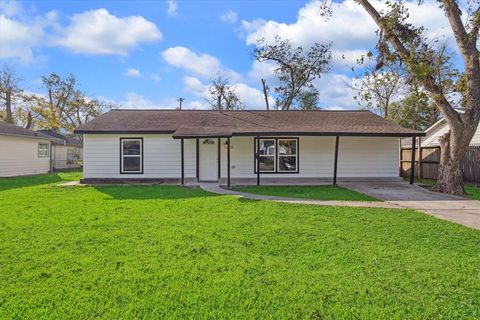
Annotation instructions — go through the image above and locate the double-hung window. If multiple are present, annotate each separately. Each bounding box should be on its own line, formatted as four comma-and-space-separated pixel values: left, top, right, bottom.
38, 143, 49, 157
121, 138, 143, 174
278, 139, 297, 172
255, 138, 298, 173
258, 139, 276, 172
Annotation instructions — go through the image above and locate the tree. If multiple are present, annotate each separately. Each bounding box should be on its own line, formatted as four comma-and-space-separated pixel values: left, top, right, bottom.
295, 88, 321, 110
207, 74, 243, 111
253, 36, 331, 110
0, 65, 22, 124
261, 78, 270, 110
351, 63, 404, 118
28, 73, 111, 134
389, 88, 441, 131
352, 0, 480, 196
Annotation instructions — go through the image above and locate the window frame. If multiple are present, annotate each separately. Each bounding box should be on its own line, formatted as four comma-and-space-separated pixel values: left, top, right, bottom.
120, 138, 144, 174
38, 143, 49, 158
254, 137, 299, 174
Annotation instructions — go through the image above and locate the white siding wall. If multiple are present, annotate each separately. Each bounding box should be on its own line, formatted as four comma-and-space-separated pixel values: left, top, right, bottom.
83, 134, 196, 178
423, 122, 480, 146
83, 134, 400, 179
0, 135, 51, 177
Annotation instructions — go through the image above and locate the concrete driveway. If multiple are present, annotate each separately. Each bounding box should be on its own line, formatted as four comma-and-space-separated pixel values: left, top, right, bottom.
342, 181, 480, 230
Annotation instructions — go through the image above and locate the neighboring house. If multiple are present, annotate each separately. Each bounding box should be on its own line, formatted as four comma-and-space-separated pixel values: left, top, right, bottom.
0, 121, 54, 177
400, 117, 480, 182
402, 115, 480, 148
37, 130, 83, 170
75, 109, 424, 185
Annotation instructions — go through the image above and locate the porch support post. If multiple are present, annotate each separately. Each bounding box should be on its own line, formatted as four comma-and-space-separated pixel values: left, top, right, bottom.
256, 136, 260, 186
333, 136, 340, 186
217, 138, 221, 181
410, 136, 416, 185
227, 137, 231, 188
196, 138, 199, 181
180, 138, 185, 185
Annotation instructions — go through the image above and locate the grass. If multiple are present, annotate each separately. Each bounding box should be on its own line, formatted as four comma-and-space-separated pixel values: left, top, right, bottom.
234, 185, 379, 201
411, 177, 480, 200
0, 173, 479, 319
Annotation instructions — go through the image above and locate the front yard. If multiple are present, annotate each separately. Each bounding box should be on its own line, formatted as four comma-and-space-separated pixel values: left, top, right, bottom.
0, 173, 479, 319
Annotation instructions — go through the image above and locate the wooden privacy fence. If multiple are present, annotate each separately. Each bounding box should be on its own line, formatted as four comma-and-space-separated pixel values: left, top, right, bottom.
400, 145, 480, 183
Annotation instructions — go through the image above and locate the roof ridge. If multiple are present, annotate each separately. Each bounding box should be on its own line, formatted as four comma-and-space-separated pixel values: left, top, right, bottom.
109, 109, 368, 112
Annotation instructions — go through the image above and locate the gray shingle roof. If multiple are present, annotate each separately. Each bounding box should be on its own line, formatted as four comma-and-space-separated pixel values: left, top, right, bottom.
75, 109, 425, 137
37, 130, 82, 146
0, 121, 53, 140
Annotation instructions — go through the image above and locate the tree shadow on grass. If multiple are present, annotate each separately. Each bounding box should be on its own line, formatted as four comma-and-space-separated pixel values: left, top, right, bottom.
94, 185, 220, 200
0, 174, 64, 192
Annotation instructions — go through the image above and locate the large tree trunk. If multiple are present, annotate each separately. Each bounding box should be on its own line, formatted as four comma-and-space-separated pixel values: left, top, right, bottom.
434, 124, 476, 196
5, 90, 14, 124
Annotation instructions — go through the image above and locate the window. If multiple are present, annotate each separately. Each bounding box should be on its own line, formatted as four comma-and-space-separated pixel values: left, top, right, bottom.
255, 138, 299, 173
121, 138, 143, 174
67, 149, 76, 165
258, 139, 275, 172
278, 139, 297, 172
38, 143, 49, 157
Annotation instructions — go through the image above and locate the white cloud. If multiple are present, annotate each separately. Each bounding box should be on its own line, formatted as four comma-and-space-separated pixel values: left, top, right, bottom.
0, 3, 57, 64
183, 76, 273, 109
167, 0, 178, 17
119, 92, 167, 109
247, 60, 277, 83
149, 73, 161, 82
55, 8, 162, 56
124, 68, 141, 77
241, 0, 454, 69
0, 0, 22, 16
162, 46, 240, 80
220, 10, 238, 24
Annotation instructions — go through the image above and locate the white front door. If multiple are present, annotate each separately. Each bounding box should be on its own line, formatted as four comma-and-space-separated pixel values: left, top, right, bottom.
199, 139, 218, 181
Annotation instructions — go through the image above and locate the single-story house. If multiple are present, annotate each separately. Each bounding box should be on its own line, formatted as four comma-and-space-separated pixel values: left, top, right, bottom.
37, 130, 83, 170
75, 109, 424, 186
0, 121, 54, 177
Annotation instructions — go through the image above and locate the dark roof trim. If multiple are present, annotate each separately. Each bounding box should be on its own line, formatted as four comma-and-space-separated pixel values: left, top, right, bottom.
230, 132, 426, 137
74, 129, 175, 134
75, 129, 425, 138
0, 132, 57, 141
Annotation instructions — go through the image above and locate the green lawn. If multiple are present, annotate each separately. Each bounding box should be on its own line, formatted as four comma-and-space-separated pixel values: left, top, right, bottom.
411, 177, 480, 200
234, 185, 378, 201
0, 173, 479, 319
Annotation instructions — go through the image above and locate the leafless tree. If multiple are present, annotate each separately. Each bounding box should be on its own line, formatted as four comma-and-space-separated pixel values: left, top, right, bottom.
207, 74, 243, 111
253, 36, 331, 110
0, 65, 22, 124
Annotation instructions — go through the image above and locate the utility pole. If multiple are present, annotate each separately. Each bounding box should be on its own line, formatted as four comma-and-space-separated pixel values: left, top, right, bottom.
177, 97, 185, 110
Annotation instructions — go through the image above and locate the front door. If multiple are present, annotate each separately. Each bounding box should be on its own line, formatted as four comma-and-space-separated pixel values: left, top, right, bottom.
199, 139, 218, 181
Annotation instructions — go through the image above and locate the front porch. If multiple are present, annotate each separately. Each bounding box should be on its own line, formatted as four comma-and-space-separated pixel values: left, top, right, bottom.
176, 135, 417, 188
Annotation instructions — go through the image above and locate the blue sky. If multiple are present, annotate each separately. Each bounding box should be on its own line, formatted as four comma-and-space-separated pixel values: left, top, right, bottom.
0, 0, 456, 110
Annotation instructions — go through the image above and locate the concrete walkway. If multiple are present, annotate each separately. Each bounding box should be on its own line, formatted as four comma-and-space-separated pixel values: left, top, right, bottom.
199, 183, 402, 209
199, 182, 480, 230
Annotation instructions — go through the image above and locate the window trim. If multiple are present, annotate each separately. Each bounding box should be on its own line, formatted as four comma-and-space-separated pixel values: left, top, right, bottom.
254, 137, 299, 174
120, 137, 144, 174
257, 138, 276, 172
38, 143, 49, 158
277, 138, 299, 173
